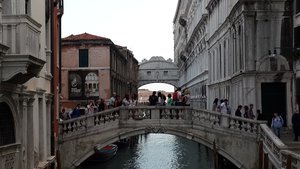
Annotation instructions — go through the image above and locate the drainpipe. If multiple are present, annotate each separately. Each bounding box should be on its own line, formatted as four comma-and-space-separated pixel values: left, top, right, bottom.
50, 0, 55, 157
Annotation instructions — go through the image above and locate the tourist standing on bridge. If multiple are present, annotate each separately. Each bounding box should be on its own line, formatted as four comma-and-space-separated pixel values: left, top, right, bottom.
292, 110, 300, 141
157, 91, 165, 106
108, 92, 117, 108
235, 105, 242, 117
212, 98, 219, 111
182, 89, 191, 106
149, 91, 158, 106
243, 105, 249, 118
271, 112, 284, 138
173, 87, 182, 106
220, 99, 230, 114
98, 98, 106, 111
167, 94, 173, 106
122, 94, 131, 106
248, 104, 255, 119
71, 104, 81, 118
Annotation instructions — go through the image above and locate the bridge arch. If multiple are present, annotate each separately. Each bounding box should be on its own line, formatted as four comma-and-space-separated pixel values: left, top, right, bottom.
138, 56, 179, 88
66, 126, 245, 169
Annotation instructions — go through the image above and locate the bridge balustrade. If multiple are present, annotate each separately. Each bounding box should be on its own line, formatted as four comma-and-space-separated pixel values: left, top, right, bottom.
58, 106, 300, 169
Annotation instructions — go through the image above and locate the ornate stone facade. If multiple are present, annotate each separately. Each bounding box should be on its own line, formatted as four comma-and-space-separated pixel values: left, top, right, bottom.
0, 0, 63, 169
174, 0, 296, 126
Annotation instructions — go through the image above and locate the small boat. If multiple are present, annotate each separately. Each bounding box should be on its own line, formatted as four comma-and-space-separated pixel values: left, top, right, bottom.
87, 144, 118, 162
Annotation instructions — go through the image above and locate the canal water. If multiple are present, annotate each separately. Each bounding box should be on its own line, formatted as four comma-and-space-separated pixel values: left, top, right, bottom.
78, 133, 214, 169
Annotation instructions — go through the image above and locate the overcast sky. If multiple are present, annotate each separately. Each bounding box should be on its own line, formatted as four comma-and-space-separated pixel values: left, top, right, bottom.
62, 0, 178, 92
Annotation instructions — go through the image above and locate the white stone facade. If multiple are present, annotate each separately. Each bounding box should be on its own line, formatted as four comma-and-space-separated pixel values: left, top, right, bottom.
0, 0, 56, 169
174, 0, 296, 126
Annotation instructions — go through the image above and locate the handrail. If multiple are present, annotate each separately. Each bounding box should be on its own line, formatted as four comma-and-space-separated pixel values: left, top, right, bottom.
58, 106, 300, 169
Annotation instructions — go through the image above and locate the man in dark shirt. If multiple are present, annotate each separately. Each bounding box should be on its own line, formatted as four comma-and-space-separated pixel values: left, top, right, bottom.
148, 91, 158, 106
292, 111, 300, 141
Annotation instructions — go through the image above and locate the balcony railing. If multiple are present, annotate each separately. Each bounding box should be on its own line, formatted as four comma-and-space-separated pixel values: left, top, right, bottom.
0, 143, 21, 169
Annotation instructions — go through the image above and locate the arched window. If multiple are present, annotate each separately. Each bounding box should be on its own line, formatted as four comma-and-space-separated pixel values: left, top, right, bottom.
0, 102, 15, 146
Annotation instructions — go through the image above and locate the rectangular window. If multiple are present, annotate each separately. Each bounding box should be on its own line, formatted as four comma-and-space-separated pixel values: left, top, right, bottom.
25, 0, 31, 15
163, 71, 168, 76
79, 49, 88, 67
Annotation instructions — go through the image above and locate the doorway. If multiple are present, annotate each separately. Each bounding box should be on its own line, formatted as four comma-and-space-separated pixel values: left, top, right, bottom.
261, 83, 286, 126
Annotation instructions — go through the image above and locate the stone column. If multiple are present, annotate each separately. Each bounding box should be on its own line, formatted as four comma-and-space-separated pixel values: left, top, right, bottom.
24, 97, 35, 169
21, 98, 28, 169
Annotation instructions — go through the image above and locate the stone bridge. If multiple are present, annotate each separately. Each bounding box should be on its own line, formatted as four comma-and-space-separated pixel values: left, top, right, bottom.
138, 56, 179, 88
58, 106, 300, 169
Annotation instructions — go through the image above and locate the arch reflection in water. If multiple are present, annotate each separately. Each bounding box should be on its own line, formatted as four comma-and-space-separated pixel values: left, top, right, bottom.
79, 134, 214, 169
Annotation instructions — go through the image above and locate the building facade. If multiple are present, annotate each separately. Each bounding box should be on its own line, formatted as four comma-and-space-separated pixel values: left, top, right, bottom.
294, 0, 300, 112
174, 0, 209, 109
174, 0, 297, 126
0, 0, 63, 169
61, 33, 138, 109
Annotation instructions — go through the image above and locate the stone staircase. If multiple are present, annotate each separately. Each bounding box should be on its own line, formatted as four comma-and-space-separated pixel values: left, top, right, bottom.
281, 128, 300, 153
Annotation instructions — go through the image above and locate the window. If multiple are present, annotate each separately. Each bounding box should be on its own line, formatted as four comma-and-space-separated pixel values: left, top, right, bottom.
25, 0, 31, 15
79, 49, 88, 67
147, 71, 151, 75
163, 71, 168, 76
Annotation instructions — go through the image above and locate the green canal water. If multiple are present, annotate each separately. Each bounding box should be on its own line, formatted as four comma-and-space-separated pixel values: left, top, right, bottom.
78, 134, 215, 169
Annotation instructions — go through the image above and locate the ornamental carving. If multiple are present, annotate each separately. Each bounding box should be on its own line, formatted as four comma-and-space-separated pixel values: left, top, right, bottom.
145, 126, 167, 133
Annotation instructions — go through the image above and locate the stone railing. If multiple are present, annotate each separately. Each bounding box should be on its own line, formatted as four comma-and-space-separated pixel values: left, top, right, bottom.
192, 108, 263, 134
281, 150, 300, 169
260, 124, 287, 168
59, 107, 120, 139
122, 106, 191, 120
59, 106, 264, 139
0, 143, 21, 169
260, 124, 300, 169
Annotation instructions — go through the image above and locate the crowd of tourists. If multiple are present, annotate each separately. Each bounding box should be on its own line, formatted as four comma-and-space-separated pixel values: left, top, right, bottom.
148, 87, 191, 106
59, 92, 138, 121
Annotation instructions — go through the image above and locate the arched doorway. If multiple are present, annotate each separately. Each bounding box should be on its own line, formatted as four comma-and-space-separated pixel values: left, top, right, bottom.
0, 102, 15, 146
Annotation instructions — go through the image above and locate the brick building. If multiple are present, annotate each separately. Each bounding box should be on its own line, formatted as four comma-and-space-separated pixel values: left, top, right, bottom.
61, 33, 138, 109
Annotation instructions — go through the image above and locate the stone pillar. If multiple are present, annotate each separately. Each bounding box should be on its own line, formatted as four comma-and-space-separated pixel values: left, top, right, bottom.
21, 98, 28, 169
24, 97, 35, 169
220, 114, 229, 128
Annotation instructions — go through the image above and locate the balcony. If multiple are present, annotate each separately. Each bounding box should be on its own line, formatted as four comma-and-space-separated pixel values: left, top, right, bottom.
0, 15, 46, 84
0, 143, 21, 169
1, 54, 46, 84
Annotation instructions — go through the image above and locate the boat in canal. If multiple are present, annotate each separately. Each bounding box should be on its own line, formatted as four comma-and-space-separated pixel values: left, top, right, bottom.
87, 144, 118, 162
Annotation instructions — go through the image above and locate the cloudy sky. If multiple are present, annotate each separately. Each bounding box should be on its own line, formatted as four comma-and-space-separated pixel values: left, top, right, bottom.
62, 0, 178, 92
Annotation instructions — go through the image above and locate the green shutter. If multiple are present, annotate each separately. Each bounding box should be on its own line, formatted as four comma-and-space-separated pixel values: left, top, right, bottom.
79, 49, 88, 67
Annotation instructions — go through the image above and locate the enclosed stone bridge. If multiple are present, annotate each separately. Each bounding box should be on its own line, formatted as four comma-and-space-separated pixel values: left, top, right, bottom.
58, 106, 300, 169
138, 56, 179, 87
